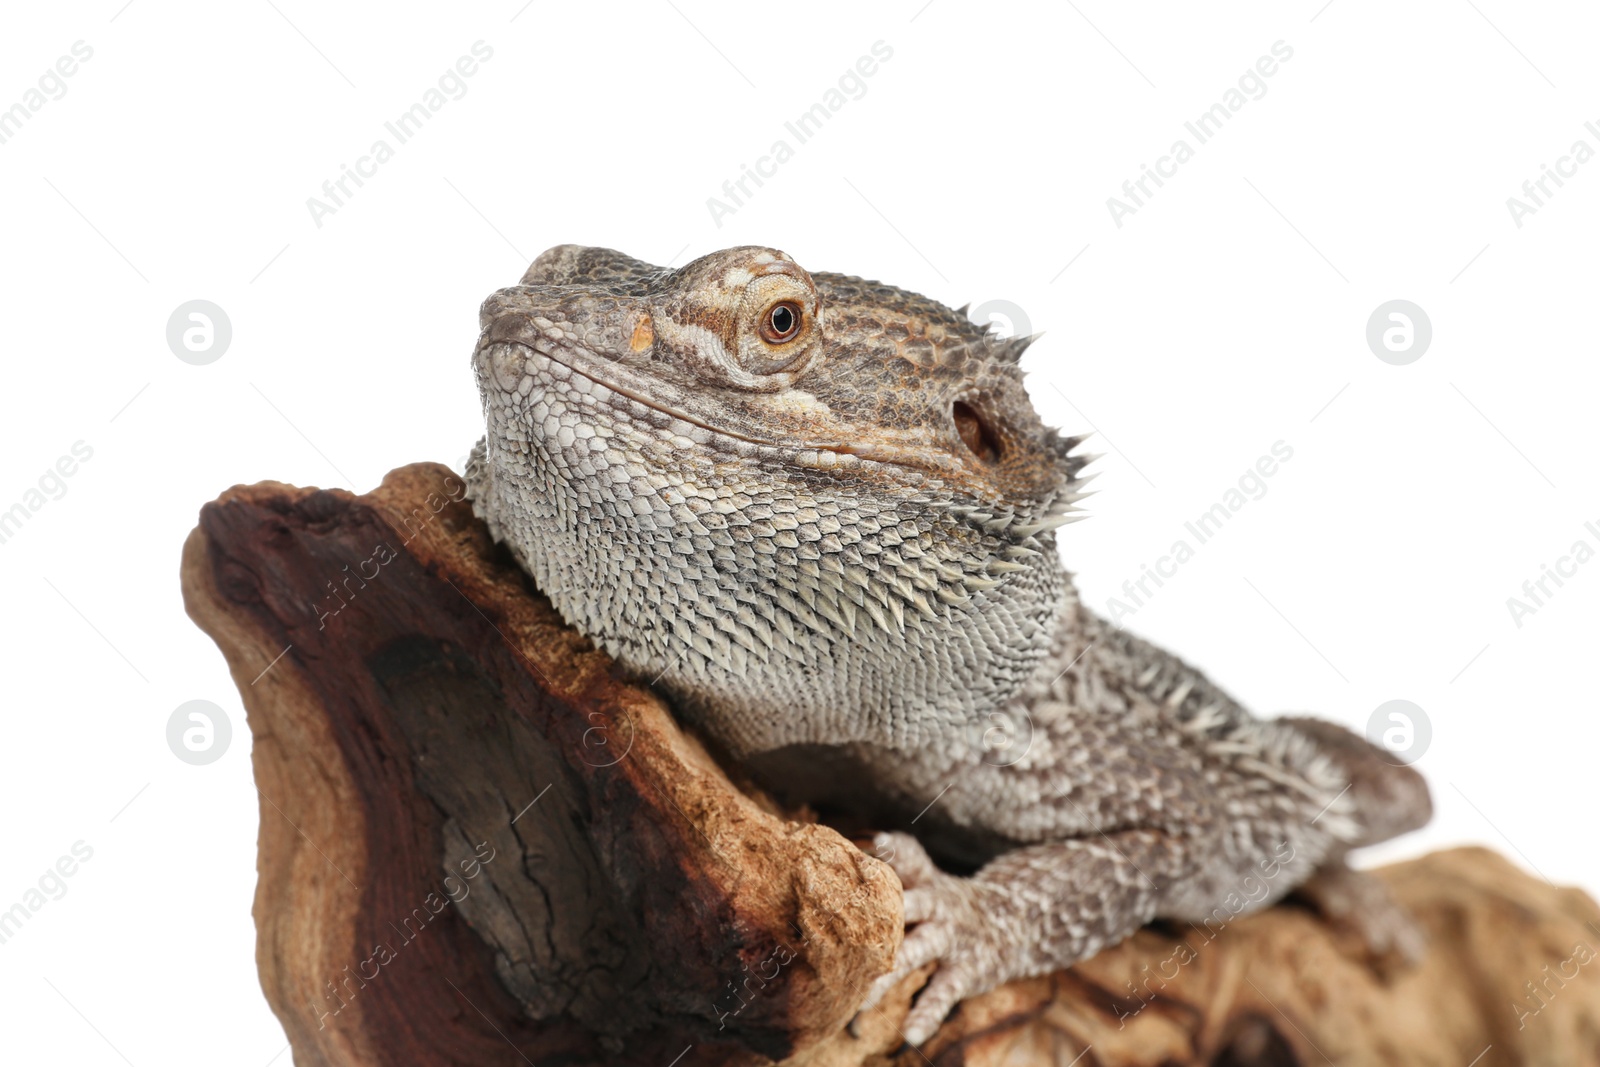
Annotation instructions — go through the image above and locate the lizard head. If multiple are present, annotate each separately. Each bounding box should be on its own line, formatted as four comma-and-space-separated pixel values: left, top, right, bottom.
469, 245, 1092, 754
477, 244, 1094, 527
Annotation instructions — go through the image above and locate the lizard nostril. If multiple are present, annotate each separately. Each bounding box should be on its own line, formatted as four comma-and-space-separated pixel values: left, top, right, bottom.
629, 314, 654, 353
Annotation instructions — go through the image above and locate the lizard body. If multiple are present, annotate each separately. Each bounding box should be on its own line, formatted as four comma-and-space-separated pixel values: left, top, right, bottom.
466, 244, 1431, 1045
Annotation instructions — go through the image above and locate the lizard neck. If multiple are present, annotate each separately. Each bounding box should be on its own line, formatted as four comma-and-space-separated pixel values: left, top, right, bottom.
468, 433, 1075, 760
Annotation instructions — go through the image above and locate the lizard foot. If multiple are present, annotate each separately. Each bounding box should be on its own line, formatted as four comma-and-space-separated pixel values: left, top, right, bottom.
1293, 862, 1426, 974
853, 831, 1010, 1048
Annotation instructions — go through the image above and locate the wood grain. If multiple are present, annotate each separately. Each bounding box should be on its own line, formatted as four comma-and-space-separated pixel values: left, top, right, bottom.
181, 463, 1600, 1067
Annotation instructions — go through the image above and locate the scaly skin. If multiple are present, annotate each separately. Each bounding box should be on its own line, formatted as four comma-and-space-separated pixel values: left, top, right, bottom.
466, 245, 1432, 1047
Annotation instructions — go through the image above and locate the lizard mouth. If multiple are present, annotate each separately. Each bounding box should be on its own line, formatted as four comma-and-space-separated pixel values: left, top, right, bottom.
511, 339, 799, 453
481, 336, 820, 455
479, 335, 950, 477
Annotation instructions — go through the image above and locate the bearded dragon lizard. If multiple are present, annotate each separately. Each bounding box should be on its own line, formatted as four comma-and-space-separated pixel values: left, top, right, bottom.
465, 244, 1432, 1047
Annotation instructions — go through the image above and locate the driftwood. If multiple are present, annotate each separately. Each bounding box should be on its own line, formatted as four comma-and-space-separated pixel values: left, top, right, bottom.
181, 463, 1600, 1067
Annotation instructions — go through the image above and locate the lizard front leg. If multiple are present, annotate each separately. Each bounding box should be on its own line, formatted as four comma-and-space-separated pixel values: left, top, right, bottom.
1275, 715, 1433, 969
851, 710, 1433, 1047
856, 827, 1192, 1047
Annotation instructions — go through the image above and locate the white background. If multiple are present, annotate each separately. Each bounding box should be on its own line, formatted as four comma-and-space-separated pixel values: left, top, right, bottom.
2, 2, 1596, 1062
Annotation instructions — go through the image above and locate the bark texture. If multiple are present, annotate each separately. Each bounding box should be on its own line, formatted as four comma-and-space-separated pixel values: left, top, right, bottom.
180, 463, 1600, 1067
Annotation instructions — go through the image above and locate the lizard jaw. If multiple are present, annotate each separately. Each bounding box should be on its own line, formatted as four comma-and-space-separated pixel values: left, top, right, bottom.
477, 336, 867, 468
479, 336, 1091, 547
477, 336, 1028, 486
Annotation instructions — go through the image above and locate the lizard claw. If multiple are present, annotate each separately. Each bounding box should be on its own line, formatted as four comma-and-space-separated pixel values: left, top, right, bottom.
854, 831, 1003, 1047
1295, 862, 1427, 974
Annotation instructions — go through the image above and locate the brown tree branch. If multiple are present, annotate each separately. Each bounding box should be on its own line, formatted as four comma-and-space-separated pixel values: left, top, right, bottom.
181, 463, 1600, 1067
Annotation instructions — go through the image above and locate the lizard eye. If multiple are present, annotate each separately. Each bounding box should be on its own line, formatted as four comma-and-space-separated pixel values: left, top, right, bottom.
760, 301, 803, 344
953, 401, 1002, 462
